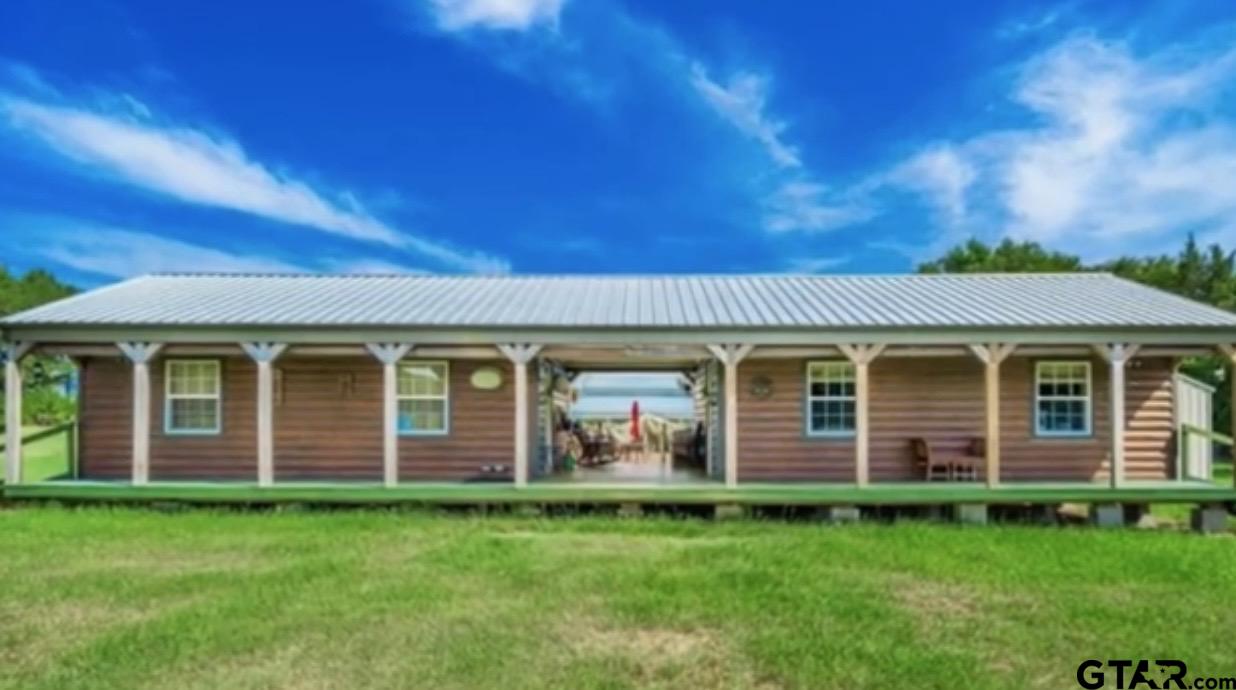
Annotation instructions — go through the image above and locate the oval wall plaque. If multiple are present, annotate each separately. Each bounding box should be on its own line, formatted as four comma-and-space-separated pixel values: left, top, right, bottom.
470, 367, 504, 390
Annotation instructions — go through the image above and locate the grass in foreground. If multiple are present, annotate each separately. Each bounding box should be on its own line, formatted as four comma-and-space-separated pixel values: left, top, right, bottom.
1, 508, 1234, 690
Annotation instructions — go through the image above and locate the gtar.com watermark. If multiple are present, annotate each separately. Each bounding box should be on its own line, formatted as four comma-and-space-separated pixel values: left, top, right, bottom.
1077, 660, 1235, 689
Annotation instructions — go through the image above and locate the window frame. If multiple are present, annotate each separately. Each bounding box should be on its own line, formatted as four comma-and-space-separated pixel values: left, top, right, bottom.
396, 359, 450, 437
163, 358, 223, 436
804, 360, 857, 438
1033, 360, 1093, 438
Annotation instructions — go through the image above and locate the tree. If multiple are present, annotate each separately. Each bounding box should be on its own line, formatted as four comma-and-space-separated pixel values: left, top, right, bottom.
0, 266, 78, 425
917, 238, 1083, 273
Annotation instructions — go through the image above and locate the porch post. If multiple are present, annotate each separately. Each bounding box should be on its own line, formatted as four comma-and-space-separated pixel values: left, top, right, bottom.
365, 343, 413, 488
1095, 344, 1139, 489
839, 344, 886, 487
499, 344, 542, 488
4, 341, 34, 485
707, 344, 753, 489
1219, 347, 1236, 463
241, 343, 288, 487
968, 343, 1015, 487
117, 342, 163, 486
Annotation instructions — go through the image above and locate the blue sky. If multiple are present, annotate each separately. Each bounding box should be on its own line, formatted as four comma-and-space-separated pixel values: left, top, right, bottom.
2, 1, 1236, 286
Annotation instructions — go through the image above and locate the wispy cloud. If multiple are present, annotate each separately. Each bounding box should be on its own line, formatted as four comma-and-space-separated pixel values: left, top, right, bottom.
784, 254, 851, 274
3, 213, 426, 278
783, 28, 1236, 261
762, 180, 873, 233
689, 64, 800, 168
12, 221, 307, 278
413, 0, 845, 246
0, 75, 508, 273
428, 0, 566, 31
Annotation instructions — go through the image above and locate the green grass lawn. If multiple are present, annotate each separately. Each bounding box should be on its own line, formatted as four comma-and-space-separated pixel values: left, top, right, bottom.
18, 425, 74, 483
1, 508, 1234, 689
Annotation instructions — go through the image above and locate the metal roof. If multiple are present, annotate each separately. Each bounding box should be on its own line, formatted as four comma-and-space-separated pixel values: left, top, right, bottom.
4, 273, 1236, 330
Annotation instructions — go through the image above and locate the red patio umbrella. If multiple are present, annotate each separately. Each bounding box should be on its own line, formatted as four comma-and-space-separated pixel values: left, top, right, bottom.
630, 400, 641, 441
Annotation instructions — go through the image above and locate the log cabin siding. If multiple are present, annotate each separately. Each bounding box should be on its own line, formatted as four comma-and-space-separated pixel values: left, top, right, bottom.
78, 357, 132, 479
77, 355, 521, 482
397, 359, 517, 481
77, 351, 1175, 484
273, 356, 382, 481
78, 356, 259, 480
736, 355, 1176, 483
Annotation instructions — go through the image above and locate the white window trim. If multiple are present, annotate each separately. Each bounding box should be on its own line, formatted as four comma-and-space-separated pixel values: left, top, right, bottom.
163, 359, 222, 436
1034, 360, 1093, 438
805, 360, 856, 438
397, 360, 450, 436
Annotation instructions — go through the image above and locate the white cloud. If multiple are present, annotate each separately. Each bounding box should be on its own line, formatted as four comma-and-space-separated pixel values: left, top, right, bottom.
0, 92, 508, 273
3, 214, 427, 278
428, 0, 566, 31
808, 30, 1236, 259
784, 255, 851, 273
763, 180, 873, 233
689, 63, 800, 168
32, 226, 308, 278
885, 146, 976, 226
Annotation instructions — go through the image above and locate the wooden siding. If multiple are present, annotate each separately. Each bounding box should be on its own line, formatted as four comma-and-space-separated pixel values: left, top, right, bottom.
78, 355, 519, 482
273, 356, 382, 481
398, 359, 516, 481
737, 356, 1176, 483
78, 357, 132, 479
78, 356, 259, 481
78, 351, 1175, 484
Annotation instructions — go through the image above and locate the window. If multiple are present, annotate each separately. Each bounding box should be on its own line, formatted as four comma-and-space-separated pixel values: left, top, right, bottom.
806, 361, 855, 436
398, 361, 449, 435
1035, 361, 1091, 436
165, 360, 221, 434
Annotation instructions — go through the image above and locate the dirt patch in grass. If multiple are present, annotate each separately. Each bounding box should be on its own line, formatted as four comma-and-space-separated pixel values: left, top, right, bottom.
0, 599, 177, 677
563, 618, 781, 689
46, 546, 273, 579
493, 530, 737, 559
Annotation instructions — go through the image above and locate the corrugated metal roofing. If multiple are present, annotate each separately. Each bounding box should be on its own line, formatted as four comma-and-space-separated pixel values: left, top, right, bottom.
4, 273, 1236, 330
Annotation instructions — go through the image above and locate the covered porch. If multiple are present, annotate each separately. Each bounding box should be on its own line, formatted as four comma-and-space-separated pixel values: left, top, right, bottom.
4, 336, 1236, 494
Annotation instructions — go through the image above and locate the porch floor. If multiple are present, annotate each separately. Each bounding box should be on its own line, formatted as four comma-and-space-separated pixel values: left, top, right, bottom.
537, 461, 711, 486
5, 479, 1234, 506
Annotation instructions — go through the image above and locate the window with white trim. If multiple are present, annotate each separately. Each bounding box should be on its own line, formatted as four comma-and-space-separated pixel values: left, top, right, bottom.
398, 361, 449, 434
806, 361, 855, 435
165, 360, 221, 434
1035, 361, 1091, 436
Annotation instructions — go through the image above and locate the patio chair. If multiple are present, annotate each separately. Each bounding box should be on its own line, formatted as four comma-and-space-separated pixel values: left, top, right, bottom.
909, 437, 976, 482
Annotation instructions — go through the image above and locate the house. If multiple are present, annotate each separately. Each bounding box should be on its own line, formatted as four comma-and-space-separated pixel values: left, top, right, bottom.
2, 273, 1235, 518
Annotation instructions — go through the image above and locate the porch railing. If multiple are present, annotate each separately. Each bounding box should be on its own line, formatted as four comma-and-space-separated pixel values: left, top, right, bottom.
0, 419, 78, 483
1180, 423, 1235, 488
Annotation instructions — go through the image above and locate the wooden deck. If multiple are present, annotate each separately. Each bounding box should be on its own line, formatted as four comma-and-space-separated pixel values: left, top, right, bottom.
5, 479, 1234, 507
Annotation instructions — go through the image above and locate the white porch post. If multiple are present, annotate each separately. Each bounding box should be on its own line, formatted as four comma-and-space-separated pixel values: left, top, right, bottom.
839, 344, 886, 487
1096, 344, 1139, 488
117, 342, 163, 486
707, 344, 753, 489
968, 343, 1015, 487
241, 343, 288, 487
4, 341, 34, 485
499, 344, 542, 488
366, 343, 414, 488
